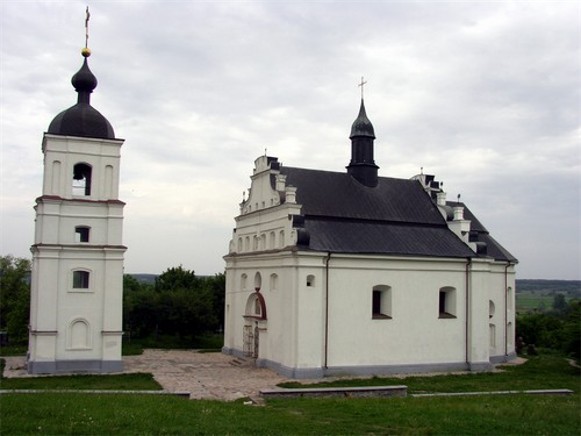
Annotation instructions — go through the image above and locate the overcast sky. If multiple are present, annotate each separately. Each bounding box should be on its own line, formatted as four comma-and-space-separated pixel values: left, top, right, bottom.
1, 1, 579, 279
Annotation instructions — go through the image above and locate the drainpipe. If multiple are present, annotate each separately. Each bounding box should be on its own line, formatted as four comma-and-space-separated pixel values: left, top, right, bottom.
504, 262, 511, 359
465, 257, 472, 367
324, 252, 331, 369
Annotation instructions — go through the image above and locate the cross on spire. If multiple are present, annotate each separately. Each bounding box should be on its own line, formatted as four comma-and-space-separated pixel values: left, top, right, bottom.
85, 6, 91, 49
358, 76, 367, 99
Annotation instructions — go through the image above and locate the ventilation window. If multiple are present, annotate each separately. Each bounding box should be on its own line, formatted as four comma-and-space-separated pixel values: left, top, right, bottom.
73, 271, 90, 289
306, 275, 315, 287
75, 226, 90, 243
372, 285, 392, 319
439, 287, 456, 318
489, 300, 495, 319
72, 163, 92, 196
254, 272, 262, 291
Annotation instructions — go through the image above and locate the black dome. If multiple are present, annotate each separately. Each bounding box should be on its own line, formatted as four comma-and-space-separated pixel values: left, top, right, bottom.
47, 57, 115, 139
48, 103, 115, 139
350, 99, 375, 139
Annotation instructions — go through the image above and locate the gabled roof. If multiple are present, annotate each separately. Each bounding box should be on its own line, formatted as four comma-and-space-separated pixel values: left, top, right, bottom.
279, 166, 516, 262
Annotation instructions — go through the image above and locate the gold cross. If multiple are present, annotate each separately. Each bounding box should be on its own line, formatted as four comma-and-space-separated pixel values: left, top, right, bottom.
358, 76, 367, 99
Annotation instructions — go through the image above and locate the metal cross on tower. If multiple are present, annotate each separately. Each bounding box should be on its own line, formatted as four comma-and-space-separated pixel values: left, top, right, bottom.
358, 76, 367, 99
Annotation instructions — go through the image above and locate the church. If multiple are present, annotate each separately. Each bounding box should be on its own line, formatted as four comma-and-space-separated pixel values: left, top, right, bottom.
223, 97, 518, 378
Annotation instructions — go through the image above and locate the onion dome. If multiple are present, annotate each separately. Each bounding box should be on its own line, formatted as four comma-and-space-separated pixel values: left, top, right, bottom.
349, 99, 375, 139
47, 50, 115, 139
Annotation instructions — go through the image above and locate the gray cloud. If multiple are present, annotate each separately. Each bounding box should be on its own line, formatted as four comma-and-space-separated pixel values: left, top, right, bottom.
1, 1, 579, 278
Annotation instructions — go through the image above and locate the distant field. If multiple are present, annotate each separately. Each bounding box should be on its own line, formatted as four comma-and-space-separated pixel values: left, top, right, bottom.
515, 279, 580, 313
516, 291, 558, 312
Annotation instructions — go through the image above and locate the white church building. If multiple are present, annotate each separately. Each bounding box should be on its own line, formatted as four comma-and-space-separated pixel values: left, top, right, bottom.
223, 99, 517, 378
28, 47, 125, 374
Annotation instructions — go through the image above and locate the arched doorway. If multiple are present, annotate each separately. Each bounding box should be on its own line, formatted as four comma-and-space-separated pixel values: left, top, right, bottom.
243, 291, 267, 358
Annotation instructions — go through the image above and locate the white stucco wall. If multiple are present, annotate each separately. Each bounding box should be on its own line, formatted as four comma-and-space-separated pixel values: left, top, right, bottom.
29, 134, 125, 373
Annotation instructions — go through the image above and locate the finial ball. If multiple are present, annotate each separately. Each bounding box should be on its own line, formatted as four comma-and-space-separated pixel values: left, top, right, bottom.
81, 47, 91, 57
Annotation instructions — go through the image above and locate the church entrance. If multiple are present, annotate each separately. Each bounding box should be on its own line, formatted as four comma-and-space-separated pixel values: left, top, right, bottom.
243, 323, 259, 358
243, 289, 267, 359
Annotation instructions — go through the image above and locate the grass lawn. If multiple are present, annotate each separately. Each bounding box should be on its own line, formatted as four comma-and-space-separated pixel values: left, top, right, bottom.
1, 392, 578, 435
1, 353, 579, 434
279, 353, 580, 393
0, 358, 162, 391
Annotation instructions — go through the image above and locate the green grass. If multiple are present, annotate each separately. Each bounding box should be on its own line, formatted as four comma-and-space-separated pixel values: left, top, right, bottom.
279, 354, 580, 393
1, 392, 578, 435
122, 333, 223, 353
516, 291, 554, 312
0, 344, 27, 357
0, 371, 162, 391
0, 353, 579, 434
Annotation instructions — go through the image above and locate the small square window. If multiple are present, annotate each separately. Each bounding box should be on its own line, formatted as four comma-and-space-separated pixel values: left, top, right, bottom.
75, 226, 90, 243
73, 271, 90, 289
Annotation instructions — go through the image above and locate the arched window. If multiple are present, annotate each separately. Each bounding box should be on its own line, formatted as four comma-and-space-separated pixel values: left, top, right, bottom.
244, 292, 267, 320
72, 163, 92, 196
51, 160, 61, 194
269, 231, 276, 249
270, 273, 278, 292
439, 286, 457, 318
279, 230, 285, 248
489, 323, 496, 348
260, 234, 266, 250
489, 300, 495, 319
244, 236, 250, 252
68, 319, 91, 349
237, 237, 243, 252
72, 270, 90, 289
241, 273, 248, 290
75, 226, 90, 243
253, 235, 258, 251
254, 272, 262, 291
372, 285, 392, 319
104, 165, 114, 198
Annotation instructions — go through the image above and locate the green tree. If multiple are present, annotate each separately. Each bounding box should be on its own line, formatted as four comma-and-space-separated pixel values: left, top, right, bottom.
0, 255, 31, 344
552, 293, 568, 313
123, 275, 157, 340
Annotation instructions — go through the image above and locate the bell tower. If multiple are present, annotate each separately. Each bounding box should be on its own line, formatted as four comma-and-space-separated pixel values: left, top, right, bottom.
28, 12, 126, 373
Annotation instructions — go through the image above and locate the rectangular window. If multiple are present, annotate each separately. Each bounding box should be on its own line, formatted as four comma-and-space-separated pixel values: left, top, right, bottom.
75, 226, 90, 243
439, 287, 457, 318
372, 287, 392, 319
73, 271, 90, 289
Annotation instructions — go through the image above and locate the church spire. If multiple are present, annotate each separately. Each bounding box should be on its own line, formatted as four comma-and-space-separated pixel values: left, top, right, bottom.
347, 78, 379, 187
46, 8, 115, 140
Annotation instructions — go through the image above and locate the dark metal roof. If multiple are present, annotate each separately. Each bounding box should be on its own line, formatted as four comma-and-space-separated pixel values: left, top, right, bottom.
350, 99, 375, 138
282, 167, 444, 225
48, 103, 115, 139
303, 218, 476, 258
47, 57, 115, 140
279, 166, 517, 262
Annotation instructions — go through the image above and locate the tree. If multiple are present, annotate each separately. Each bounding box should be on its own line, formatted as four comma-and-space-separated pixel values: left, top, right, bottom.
552, 293, 568, 314
123, 266, 225, 343
0, 255, 31, 344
